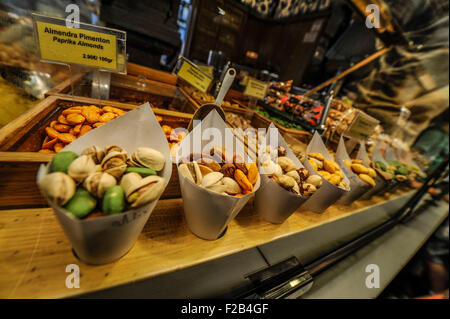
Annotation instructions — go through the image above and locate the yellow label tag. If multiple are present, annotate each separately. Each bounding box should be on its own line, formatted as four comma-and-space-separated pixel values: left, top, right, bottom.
197, 65, 213, 78
345, 111, 379, 141
178, 61, 212, 93
35, 21, 118, 70
244, 77, 268, 100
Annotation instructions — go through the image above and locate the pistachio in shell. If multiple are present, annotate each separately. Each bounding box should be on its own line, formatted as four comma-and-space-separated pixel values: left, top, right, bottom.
124, 175, 166, 208
38, 172, 76, 206
68, 155, 97, 183
83, 171, 117, 198
130, 147, 165, 172
125, 166, 156, 177
82, 145, 105, 164
101, 151, 127, 180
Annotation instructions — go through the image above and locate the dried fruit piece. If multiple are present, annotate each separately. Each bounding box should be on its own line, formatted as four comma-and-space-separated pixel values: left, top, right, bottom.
247, 163, 258, 185
42, 137, 58, 149
53, 123, 71, 133
308, 153, 325, 161
54, 143, 65, 153
234, 169, 253, 193
359, 174, 375, 187
93, 122, 105, 128
45, 127, 59, 139
82, 108, 100, 123
79, 125, 92, 136
58, 115, 70, 125
58, 133, 77, 144
100, 112, 116, 122
66, 113, 85, 125
62, 107, 82, 115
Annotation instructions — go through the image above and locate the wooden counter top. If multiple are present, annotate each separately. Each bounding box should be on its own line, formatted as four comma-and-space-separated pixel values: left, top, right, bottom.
0, 190, 413, 299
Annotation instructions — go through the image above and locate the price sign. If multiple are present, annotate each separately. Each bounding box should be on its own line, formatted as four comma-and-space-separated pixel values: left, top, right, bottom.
243, 77, 268, 100
344, 111, 379, 141
197, 65, 214, 78
177, 59, 212, 93
32, 13, 126, 73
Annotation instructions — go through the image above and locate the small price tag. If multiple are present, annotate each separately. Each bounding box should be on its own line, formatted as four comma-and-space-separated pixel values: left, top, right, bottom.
32, 13, 126, 73
177, 59, 212, 93
344, 111, 379, 141
243, 77, 268, 100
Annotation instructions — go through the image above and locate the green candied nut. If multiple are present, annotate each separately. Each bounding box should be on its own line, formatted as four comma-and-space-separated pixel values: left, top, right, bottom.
102, 186, 125, 215
125, 167, 156, 177
50, 151, 78, 173
64, 188, 97, 219
376, 161, 387, 171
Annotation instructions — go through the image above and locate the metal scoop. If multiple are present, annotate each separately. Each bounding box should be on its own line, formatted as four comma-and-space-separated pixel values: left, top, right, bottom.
187, 68, 236, 131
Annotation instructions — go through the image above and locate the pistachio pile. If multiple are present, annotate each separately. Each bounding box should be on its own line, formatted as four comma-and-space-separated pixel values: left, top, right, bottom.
39, 106, 126, 154
178, 147, 258, 197
343, 159, 377, 187
38, 145, 166, 220
260, 146, 321, 196
307, 153, 347, 189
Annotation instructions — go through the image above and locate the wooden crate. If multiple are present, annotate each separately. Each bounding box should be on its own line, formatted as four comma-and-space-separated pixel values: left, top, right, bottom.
0, 95, 192, 209
178, 85, 250, 113
45, 72, 197, 114
126, 63, 178, 86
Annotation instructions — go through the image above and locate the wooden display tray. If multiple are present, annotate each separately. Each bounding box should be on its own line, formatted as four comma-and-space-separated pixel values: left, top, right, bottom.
178, 85, 249, 113
254, 109, 312, 144
126, 63, 178, 86
0, 95, 192, 209
45, 72, 196, 114
0, 189, 413, 298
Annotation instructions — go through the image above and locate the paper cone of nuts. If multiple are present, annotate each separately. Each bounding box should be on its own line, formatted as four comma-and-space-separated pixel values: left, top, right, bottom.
176, 110, 260, 240
371, 143, 398, 194
36, 103, 172, 264
254, 124, 316, 224
358, 142, 387, 200
303, 131, 350, 213
335, 137, 374, 205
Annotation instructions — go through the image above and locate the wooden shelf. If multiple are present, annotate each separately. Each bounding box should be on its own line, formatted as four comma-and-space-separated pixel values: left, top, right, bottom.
0, 189, 413, 299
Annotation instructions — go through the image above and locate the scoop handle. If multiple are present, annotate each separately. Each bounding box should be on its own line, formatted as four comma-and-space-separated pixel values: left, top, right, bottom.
214, 68, 236, 106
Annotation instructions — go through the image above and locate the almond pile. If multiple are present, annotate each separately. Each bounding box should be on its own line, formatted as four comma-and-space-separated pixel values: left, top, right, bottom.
39, 105, 126, 154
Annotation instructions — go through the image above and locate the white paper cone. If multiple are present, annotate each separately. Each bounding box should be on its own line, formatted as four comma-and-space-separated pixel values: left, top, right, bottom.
303, 132, 350, 213
372, 144, 397, 194
357, 142, 386, 200
254, 124, 309, 224
335, 137, 372, 205
36, 104, 172, 264
176, 110, 260, 240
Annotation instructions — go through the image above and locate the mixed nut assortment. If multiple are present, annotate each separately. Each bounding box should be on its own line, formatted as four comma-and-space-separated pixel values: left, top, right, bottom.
38, 144, 166, 219
306, 153, 347, 189
39, 105, 126, 154
343, 159, 377, 187
260, 146, 321, 196
178, 147, 258, 197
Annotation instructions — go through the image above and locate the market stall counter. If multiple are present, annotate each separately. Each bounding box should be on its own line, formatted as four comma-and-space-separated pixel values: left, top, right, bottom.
0, 189, 413, 298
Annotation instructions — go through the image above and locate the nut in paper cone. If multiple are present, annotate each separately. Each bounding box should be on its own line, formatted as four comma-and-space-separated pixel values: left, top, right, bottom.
176, 110, 260, 240
254, 124, 309, 224
335, 137, 371, 205
36, 103, 172, 264
303, 132, 350, 213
